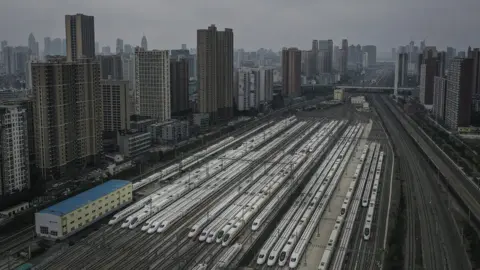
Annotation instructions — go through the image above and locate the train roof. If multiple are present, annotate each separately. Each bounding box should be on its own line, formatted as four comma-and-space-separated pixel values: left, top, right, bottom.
39, 180, 131, 216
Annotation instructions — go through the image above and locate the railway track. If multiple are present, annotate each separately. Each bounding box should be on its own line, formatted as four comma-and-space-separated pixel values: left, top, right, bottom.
401, 158, 417, 270
146, 121, 320, 270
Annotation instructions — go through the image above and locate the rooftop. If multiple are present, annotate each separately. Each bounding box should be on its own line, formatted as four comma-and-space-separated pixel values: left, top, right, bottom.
39, 180, 130, 216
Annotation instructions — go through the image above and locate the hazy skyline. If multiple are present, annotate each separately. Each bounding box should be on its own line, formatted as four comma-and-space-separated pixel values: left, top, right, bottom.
1, 0, 479, 52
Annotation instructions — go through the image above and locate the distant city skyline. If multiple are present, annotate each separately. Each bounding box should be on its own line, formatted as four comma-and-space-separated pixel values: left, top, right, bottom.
1, 0, 479, 51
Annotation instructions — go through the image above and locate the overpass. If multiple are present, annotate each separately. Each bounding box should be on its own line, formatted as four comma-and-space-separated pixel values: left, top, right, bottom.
301, 84, 417, 94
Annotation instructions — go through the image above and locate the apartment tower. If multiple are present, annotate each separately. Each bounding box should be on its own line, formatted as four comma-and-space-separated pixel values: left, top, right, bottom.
65, 14, 95, 61
197, 24, 234, 122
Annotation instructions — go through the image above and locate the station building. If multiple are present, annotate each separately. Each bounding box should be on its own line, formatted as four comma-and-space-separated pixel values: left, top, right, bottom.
35, 180, 132, 240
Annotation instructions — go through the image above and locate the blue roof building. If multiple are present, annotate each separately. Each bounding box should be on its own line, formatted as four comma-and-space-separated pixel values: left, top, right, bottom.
39, 180, 131, 216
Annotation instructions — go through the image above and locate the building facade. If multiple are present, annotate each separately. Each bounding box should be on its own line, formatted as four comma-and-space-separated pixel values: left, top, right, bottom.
65, 13, 95, 61
362, 45, 377, 66
32, 58, 103, 181
0, 105, 30, 197
101, 80, 131, 133
134, 48, 171, 121
149, 120, 189, 145
197, 25, 234, 122
117, 130, 152, 157
281, 48, 301, 97
445, 58, 474, 130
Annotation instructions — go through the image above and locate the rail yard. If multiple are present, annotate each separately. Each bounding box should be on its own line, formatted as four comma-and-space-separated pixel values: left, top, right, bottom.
32, 104, 393, 270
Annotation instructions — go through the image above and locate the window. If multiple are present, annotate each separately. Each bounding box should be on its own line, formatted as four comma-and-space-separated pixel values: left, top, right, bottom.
50, 231, 58, 236
40, 226, 49, 234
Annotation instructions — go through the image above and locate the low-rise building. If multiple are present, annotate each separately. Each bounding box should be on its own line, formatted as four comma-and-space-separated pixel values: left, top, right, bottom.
130, 115, 157, 132
351, 96, 366, 104
35, 180, 132, 240
333, 89, 345, 101
193, 113, 210, 132
117, 130, 152, 157
149, 120, 189, 145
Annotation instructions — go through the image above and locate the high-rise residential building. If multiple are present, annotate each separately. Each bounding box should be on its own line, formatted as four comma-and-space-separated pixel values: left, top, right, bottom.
181, 44, 187, 50
44, 37, 51, 57
0, 104, 30, 199
340, 39, 348, 75
355, 45, 362, 64
116, 38, 123, 54
458, 51, 466, 58
281, 48, 301, 97
235, 68, 256, 111
446, 47, 456, 66
394, 53, 409, 95
170, 58, 189, 115
197, 24, 234, 122
101, 80, 131, 133
134, 48, 171, 121
468, 46, 472, 58
122, 54, 135, 90
362, 45, 377, 66
471, 48, 480, 96
318, 40, 333, 73
141, 35, 148, 50
419, 57, 438, 105
259, 68, 274, 104
445, 58, 474, 130
310, 40, 318, 76
28, 33, 39, 58
98, 54, 123, 80
433, 76, 447, 121
234, 67, 273, 111
101, 46, 111, 55
65, 13, 95, 61
32, 58, 103, 180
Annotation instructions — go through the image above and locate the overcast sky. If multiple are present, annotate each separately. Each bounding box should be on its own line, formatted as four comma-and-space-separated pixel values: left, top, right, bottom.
1, 0, 479, 52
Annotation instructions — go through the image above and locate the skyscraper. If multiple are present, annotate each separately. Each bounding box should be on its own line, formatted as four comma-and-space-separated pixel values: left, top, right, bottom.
65, 13, 95, 61
170, 58, 190, 115
197, 24, 234, 121
394, 53, 409, 95
101, 46, 111, 55
141, 35, 148, 50
433, 76, 447, 121
340, 39, 348, 75
116, 38, 123, 54
32, 58, 103, 180
310, 40, 318, 76
0, 104, 30, 198
134, 48, 171, 121
318, 40, 333, 73
445, 58, 473, 130
124, 44, 133, 54
98, 54, 123, 80
281, 47, 301, 97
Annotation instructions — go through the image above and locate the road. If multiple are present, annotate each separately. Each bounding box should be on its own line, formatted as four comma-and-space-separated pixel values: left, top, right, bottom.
373, 95, 470, 270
